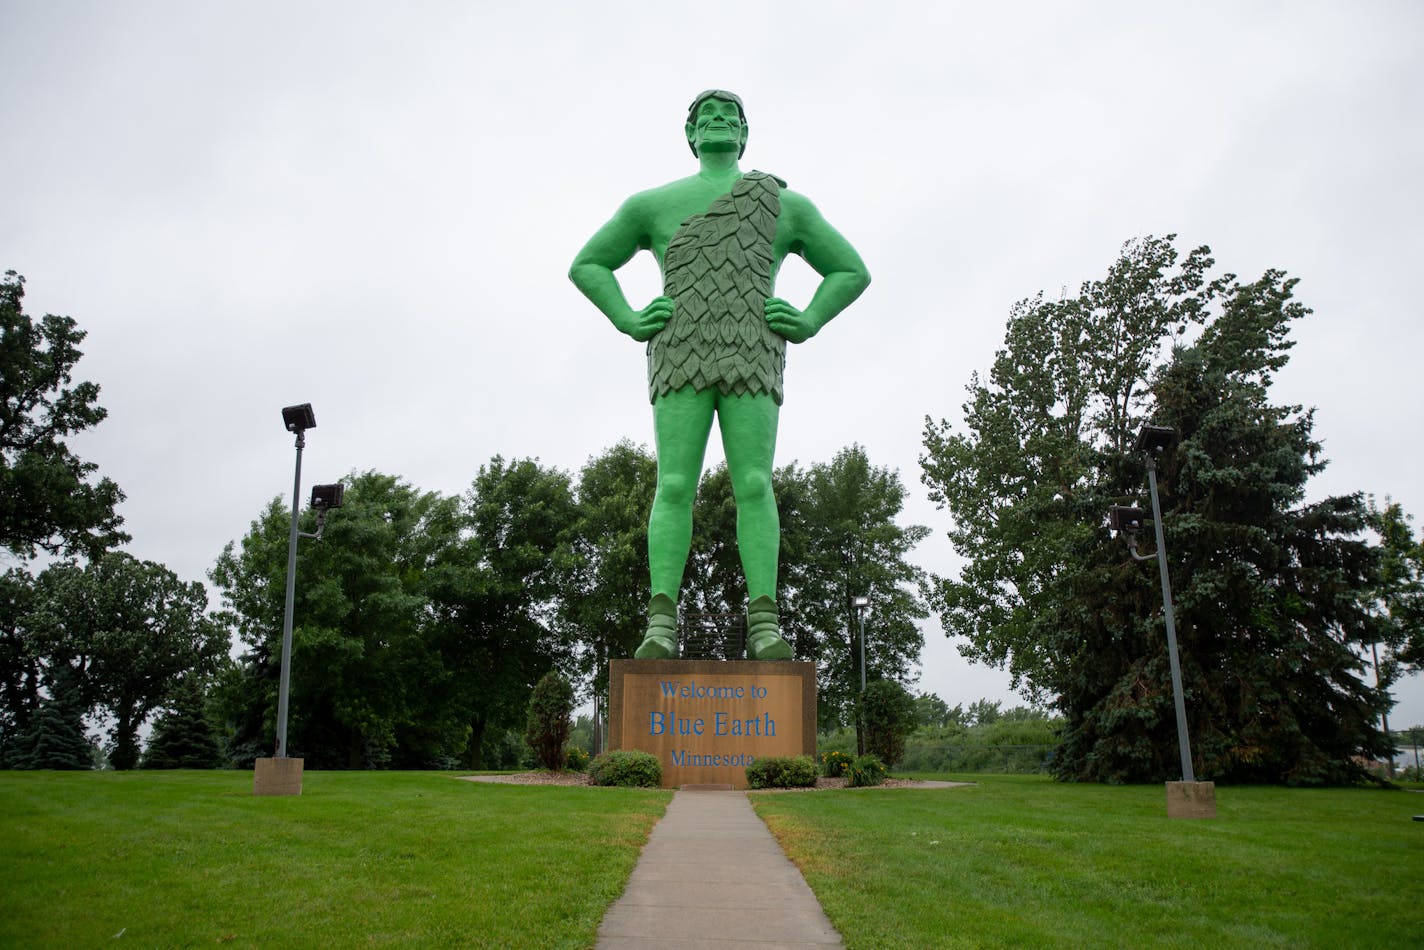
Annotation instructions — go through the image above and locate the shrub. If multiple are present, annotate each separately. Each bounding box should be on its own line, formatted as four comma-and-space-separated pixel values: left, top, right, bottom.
588, 750, 662, 787
846, 754, 888, 787
524, 670, 574, 770
745, 755, 818, 789
565, 745, 591, 772
862, 679, 917, 768
820, 749, 853, 778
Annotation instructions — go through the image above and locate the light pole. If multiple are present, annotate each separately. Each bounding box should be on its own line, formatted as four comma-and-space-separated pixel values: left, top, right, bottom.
254, 404, 343, 796
274, 404, 314, 760
853, 596, 869, 756
1109, 424, 1215, 817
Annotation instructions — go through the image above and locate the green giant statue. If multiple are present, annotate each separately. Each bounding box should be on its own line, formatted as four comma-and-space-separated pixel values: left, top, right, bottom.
569, 90, 870, 661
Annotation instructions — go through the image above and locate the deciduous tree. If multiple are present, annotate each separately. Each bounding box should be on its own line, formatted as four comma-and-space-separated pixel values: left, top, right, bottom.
29, 553, 225, 769
562, 441, 657, 704
0, 271, 126, 560
426, 457, 577, 769
792, 446, 929, 744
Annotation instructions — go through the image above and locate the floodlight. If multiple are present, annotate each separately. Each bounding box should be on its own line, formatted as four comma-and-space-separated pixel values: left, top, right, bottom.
852, 596, 870, 609
1134, 424, 1175, 455
310, 483, 345, 509
1108, 506, 1147, 533
282, 403, 317, 433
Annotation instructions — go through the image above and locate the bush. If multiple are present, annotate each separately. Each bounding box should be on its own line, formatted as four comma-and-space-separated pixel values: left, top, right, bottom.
564, 745, 591, 772
862, 680, 917, 768
846, 754, 888, 787
588, 750, 662, 787
745, 755, 818, 789
524, 671, 574, 771
820, 749, 853, 778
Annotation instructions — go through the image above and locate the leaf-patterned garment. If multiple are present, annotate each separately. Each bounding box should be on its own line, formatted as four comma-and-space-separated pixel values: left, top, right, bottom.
648, 171, 786, 405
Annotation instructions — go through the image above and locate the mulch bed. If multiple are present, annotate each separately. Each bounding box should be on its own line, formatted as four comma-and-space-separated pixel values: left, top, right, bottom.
459, 772, 956, 790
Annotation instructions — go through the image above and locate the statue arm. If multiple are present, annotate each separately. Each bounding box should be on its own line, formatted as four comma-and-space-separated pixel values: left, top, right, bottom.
765, 192, 871, 344
569, 197, 674, 342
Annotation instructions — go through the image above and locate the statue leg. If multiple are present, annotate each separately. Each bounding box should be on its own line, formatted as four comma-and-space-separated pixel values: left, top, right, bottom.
638, 386, 716, 659
717, 393, 791, 660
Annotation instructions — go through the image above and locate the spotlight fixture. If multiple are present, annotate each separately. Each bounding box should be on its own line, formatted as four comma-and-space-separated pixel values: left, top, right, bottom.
310, 483, 345, 509
281, 403, 317, 434
1108, 506, 1147, 534
1134, 424, 1175, 456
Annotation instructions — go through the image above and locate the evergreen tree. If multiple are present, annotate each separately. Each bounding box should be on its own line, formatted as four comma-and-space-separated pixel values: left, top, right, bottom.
862, 679, 917, 768
142, 678, 222, 769
10, 668, 92, 770
524, 670, 574, 771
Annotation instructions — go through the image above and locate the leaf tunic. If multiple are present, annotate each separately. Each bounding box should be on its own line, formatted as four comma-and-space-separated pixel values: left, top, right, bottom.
647, 171, 786, 405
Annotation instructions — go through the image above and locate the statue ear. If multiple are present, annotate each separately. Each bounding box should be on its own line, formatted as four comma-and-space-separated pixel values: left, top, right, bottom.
686, 121, 698, 156
739, 124, 749, 157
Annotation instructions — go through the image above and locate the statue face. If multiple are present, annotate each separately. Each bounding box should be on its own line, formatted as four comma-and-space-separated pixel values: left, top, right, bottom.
686, 96, 748, 157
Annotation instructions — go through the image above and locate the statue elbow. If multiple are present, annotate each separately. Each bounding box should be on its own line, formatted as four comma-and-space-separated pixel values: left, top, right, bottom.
853, 268, 872, 297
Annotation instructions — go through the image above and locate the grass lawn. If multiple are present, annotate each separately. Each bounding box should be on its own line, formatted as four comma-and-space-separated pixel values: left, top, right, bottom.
0, 770, 670, 948
750, 774, 1424, 949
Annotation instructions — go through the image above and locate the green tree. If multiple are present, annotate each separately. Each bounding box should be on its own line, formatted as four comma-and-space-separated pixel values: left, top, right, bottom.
0, 568, 41, 765
862, 679, 917, 767
142, 677, 222, 769
29, 553, 226, 769
967, 699, 1003, 727
211, 473, 455, 769
792, 446, 929, 748
8, 666, 93, 770
1367, 498, 1424, 676
426, 457, 577, 769
562, 441, 657, 703
912, 691, 957, 729
922, 235, 1392, 784
0, 271, 126, 560
525, 669, 574, 770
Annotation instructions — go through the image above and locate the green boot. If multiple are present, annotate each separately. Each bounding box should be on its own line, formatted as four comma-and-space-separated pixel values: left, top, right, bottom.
634, 592, 679, 659
746, 595, 792, 660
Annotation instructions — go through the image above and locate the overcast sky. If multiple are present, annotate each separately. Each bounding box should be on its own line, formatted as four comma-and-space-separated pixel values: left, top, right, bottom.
4, 1, 1422, 727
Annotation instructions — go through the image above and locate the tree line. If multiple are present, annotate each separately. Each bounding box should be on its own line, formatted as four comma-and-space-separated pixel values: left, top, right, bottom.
0, 272, 928, 771
4, 236, 1422, 782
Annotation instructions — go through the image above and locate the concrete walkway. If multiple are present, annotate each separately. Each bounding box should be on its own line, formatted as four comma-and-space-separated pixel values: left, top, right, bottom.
596, 788, 843, 949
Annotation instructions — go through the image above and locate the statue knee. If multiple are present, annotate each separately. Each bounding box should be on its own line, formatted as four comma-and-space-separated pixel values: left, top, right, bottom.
656, 471, 696, 508
731, 470, 773, 506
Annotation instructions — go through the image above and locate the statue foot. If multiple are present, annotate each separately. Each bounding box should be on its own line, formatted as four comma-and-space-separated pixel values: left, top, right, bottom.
636, 592, 679, 659
747, 631, 793, 660
634, 633, 678, 659
746, 595, 792, 660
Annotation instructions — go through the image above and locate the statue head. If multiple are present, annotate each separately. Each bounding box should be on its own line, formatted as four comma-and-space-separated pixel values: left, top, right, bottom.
685, 89, 748, 159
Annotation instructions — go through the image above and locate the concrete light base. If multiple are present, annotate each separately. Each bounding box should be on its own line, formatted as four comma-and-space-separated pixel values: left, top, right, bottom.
1165, 780, 1216, 819
253, 757, 304, 796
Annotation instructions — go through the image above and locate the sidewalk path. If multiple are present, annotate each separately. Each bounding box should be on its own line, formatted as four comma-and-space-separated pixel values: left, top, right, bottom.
596, 788, 842, 949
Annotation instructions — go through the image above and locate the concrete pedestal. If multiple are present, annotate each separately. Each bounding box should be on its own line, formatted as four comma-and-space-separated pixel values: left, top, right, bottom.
253, 757, 304, 796
1165, 780, 1216, 818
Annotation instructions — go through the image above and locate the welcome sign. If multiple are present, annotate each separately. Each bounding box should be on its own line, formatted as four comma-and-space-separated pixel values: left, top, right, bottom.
609, 659, 817, 788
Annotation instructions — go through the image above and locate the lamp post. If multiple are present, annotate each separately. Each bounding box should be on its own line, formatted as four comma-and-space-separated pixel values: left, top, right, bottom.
852, 596, 869, 756
254, 404, 343, 796
273, 404, 316, 763
1109, 424, 1215, 818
